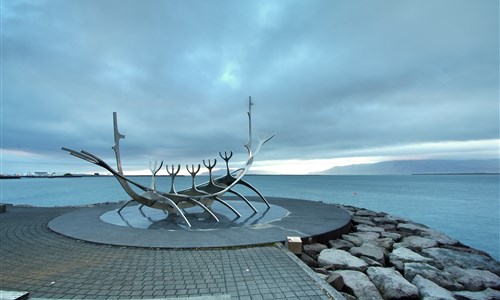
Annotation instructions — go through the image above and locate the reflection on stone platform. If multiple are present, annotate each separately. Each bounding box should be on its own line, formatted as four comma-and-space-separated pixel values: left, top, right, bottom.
100, 201, 289, 230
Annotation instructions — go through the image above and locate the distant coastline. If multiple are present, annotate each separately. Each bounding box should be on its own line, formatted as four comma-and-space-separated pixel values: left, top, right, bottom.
412, 172, 500, 176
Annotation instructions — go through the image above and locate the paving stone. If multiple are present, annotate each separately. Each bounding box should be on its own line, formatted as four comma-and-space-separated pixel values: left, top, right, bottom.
0, 207, 334, 300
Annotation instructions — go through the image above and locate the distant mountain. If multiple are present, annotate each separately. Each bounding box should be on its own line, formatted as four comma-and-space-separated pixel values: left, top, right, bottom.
319, 159, 500, 175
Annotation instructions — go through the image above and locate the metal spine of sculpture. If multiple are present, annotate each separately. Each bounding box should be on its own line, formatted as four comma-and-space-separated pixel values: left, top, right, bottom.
62, 97, 274, 227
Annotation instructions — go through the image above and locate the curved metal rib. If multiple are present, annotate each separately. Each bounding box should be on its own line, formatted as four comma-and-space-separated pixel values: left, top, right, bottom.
186, 197, 219, 223
225, 189, 257, 213
62, 99, 274, 228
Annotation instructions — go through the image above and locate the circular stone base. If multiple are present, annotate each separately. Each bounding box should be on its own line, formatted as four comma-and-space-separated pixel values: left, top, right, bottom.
48, 197, 351, 248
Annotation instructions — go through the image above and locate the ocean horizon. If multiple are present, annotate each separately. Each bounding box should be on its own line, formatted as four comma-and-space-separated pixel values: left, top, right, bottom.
1, 174, 498, 260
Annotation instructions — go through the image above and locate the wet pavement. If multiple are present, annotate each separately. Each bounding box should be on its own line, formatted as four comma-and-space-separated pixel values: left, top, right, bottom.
0, 199, 349, 299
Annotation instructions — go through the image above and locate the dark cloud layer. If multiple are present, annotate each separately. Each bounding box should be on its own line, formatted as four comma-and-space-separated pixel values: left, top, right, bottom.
2, 0, 499, 174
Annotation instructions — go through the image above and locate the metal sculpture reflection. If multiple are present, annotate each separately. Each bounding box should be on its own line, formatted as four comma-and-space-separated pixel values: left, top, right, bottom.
62, 97, 274, 227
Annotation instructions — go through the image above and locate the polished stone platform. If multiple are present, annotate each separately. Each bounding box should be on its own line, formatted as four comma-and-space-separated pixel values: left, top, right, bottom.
48, 197, 351, 248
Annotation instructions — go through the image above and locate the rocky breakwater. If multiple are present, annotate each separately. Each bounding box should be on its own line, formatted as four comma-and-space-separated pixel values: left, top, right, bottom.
300, 205, 500, 300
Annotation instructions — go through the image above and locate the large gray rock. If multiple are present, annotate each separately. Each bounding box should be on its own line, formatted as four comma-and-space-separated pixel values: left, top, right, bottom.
326, 273, 344, 291
390, 247, 433, 264
341, 292, 357, 300
303, 243, 328, 258
394, 236, 438, 250
300, 253, 318, 268
342, 234, 364, 246
391, 259, 405, 273
453, 288, 500, 300
366, 266, 419, 300
378, 223, 397, 231
370, 237, 395, 250
317, 249, 368, 271
404, 262, 464, 291
361, 256, 383, 267
351, 231, 381, 242
397, 223, 458, 245
386, 214, 413, 223
352, 216, 376, 226
422, 248, 500, 276
412, 274, 455, 300
355, 209, 380, 217
445, 266, 500, 291
381, 231, 402, 241
334, 270, 383, 300
328, 239, 355, 251
397, 222, 430, 234
373, 216, 399, 226
350, 244, 386, 265
421, 229, 459, 246
355, 224, 385, 233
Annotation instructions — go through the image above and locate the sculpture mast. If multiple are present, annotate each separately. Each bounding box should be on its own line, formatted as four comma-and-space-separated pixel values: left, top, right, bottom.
245, 96, 253, 155
112, 112, 126, 175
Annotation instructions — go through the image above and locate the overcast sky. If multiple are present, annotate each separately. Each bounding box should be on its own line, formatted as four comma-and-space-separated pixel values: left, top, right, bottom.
1, 0, 499, 175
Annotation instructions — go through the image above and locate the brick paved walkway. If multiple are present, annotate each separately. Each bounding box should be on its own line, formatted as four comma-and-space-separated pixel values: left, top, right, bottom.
0, 207, 341, 299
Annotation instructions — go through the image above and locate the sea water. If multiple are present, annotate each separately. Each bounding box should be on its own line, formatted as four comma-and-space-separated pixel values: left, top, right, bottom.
1, 175, 498, 260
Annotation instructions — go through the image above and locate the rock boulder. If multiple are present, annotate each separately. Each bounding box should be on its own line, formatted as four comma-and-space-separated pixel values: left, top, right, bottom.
453, 288, 500, 300
422, 248, 500, 276
366, 266, 419, 300
334, 270, 383, 300
317, 249, 368, 272
404, 262, 463, 291
389, 247, 433, 264
349, 244, 386, 265
303, 243, 328, 259
299, 253, 318, 268
394, 236, 438, 250
328, 239, 355, 251
355, 224, 385, 233
412, 274, 455, 300
445, 266, 500, 291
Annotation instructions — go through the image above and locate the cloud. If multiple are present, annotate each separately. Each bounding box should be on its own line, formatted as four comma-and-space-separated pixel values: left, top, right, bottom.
1, 0, 498, 174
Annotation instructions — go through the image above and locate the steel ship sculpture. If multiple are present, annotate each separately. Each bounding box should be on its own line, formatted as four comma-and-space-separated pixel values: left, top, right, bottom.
62, 98, 274, 227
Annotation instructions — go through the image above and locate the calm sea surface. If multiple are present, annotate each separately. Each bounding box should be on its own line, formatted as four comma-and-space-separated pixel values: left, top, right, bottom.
1, 175, 499, 260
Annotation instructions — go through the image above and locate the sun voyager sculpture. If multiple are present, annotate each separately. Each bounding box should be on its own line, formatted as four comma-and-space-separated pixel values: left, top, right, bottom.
62, 97, 274, 228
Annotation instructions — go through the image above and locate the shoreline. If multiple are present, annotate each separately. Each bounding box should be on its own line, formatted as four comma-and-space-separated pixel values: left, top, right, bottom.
300, 204, 500, 299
